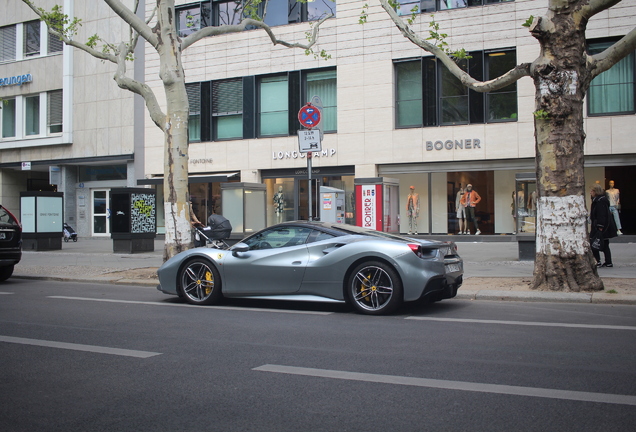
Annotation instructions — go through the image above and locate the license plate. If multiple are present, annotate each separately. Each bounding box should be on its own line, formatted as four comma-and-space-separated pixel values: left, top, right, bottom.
0, 233, 5, 240
445, 263, 461, 274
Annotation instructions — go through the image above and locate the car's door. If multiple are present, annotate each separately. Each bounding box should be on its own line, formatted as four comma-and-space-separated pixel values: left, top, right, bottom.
222, 226, 313, 294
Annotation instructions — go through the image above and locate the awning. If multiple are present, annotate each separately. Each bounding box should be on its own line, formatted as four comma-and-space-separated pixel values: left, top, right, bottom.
137, 172, 239, 185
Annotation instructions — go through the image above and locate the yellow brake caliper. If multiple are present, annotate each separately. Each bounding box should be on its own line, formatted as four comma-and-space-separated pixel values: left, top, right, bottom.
204, 271, 213, 295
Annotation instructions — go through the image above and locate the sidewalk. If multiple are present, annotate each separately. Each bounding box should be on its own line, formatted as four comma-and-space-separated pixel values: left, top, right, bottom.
11, 237, 636, 305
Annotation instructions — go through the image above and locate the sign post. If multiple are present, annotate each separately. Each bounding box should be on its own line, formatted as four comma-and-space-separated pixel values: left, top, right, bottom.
297, 101, 322, 221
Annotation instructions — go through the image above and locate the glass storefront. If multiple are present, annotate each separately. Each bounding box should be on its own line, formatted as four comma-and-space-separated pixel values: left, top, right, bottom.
263, 166, 355, 225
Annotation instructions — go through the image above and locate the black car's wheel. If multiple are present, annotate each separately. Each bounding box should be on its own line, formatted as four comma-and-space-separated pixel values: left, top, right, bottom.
0, 265, 15, 282
179, 258, 222, 305
347, 261, 403, 315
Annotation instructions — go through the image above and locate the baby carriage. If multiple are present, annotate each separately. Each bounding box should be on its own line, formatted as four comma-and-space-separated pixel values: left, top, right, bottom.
194, 214, 232, 249
63, 222, 78, 242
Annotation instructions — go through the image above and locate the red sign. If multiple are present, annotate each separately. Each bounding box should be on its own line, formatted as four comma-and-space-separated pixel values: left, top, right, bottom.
355, 184, 383, 231
298, 104, 321, 128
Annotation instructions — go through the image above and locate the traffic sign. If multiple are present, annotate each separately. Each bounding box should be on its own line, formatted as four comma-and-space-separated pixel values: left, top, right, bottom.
298, 104, 321, 128
298, 129, 322, 153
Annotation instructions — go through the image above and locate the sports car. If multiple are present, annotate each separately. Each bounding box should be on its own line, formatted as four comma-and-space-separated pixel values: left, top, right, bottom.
156, 221, 463, 315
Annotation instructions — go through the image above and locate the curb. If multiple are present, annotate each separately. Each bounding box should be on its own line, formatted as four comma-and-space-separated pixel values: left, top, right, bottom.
11, 276, 636, 305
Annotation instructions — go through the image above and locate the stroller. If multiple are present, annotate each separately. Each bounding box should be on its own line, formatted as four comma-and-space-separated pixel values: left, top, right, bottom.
63, 222, 78, 242
193, 214, 232, 249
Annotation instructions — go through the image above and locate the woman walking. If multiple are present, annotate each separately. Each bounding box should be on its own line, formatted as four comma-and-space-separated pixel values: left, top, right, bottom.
589, 184, 617, 267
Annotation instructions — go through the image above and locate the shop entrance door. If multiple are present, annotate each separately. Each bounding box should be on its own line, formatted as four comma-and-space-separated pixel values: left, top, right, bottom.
297, 178, 320, 221
92, 189, 110, 236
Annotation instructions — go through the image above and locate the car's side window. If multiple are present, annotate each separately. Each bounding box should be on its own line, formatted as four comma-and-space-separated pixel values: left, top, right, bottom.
244, 227, 313, 250
307, 230, 337, 244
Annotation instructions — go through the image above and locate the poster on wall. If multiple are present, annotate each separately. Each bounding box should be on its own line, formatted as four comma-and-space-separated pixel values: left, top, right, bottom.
20, 196, 36, 233
130, 193, 156, 234
355, 184, 383, 231
37, 196, 63, 232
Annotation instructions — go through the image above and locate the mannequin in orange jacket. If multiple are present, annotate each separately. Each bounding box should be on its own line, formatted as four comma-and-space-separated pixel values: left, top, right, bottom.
460, 184, 482, 235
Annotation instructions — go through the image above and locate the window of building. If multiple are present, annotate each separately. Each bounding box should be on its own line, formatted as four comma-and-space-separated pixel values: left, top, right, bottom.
259, 75, 289, 136
289, 0, 336, 23
186, 83, 201, 142
23, 20, 40, 57
0, 24, 16, 62
177, 4, 202, 37
588, 40, 635, 115
213, 78, 243, 140
394, 49, 517, 127
25, 95, 40, 136
1, 98, 16, 138
306, 70, 337, 132
398, 0, 512, 13
215, 0, 243, 25
47, 90, 63, 133
48, 32, 63, 54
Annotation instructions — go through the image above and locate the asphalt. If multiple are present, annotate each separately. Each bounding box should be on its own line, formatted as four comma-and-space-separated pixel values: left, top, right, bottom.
11, 236, 636, 305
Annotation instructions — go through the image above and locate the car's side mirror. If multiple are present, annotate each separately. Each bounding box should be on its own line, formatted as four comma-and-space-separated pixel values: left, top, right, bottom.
231, 242, 249, 256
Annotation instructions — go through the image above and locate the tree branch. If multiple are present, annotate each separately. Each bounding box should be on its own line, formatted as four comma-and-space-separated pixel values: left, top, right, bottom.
579, 0, 622, 21
379, 0, 530, 92
589, 27, 636, 79
104, 0, 158, 48
182, 14, 332, 51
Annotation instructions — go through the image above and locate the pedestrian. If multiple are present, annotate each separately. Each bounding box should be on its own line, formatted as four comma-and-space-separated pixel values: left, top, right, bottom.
460, 184, 481, 235
589, 183, 617, 267
190, 200, 205, 247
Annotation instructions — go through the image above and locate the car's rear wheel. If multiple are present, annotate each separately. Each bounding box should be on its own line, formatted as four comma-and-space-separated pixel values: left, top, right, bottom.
347, 261, 402, 315
0, 265, 14, 282
179, 258, 222, 305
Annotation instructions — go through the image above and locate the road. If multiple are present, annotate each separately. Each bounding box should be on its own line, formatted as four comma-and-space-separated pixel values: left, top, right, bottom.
1, 279, 635, 431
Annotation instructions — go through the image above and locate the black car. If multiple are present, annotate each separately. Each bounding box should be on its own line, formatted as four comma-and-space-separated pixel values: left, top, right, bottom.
0, 205, 22, 281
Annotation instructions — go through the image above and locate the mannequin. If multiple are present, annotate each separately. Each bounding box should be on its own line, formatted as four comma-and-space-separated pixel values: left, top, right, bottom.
455, 186, 467, 235
406, 186, 420, 235
460, 184, 481, 235
606, 180, 623, 235
273, 186, 284, 223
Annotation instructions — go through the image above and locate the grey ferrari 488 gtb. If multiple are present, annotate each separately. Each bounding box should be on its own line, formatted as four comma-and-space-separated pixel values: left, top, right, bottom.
157, 221, 463, 315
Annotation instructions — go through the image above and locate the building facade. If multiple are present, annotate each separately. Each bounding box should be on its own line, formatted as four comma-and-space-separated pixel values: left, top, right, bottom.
0, 0, 144, 239
140, 0, 635, 236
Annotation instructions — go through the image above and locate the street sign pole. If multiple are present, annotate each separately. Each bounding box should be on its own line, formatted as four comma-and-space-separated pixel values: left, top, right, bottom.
298, 101, 322, 222
307, 152, 313, 221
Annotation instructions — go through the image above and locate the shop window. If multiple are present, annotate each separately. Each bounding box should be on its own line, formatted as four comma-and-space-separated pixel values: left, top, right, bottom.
48, 32, 63, 54
79, 165, 127, 182
23, 20, 40, 57
1, 98, 16, 138
47, 90, 63, 134
186, 83, 201, 142
306, 69, 337, 132
259, 75, 289, 137
177, 4, 202, 37
394, 49, 517, 127
0, 24, 16, 62
25, 95, 40, 136
588, 40, 635, 115
213, 78, 243, 140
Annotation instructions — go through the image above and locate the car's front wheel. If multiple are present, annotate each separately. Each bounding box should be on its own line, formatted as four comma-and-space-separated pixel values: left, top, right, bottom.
179, 258, 222, 305
347, 261, 402, 315
0, 265, 14, 282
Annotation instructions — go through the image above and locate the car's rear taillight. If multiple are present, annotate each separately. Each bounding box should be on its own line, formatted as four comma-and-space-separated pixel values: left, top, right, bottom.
408, 243, 424, 258
4, 207, 21, 230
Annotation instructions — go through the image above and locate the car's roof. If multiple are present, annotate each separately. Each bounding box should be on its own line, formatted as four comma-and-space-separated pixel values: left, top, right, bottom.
269, 220, 412, 242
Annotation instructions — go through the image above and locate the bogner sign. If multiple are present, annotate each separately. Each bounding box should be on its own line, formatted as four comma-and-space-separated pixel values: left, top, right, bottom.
426, 138, 482, 151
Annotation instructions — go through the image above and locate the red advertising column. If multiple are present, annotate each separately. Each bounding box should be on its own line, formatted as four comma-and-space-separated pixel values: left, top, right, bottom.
355, 184, 383, 231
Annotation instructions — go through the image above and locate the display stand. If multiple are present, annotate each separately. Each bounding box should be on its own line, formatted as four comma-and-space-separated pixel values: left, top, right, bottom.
20, 192, 64, 251
110, 188, 157, 253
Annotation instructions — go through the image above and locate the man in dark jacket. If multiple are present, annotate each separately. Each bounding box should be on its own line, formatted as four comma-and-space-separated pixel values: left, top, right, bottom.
590, 183, 617, 267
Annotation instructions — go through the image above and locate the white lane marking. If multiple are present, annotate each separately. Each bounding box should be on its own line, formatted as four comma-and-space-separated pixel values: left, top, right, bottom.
254, 365, 636, 406
0, 292, 14, 294
47, 296, 333, 315
0, 335, 161, 358
405, 316, 636, 331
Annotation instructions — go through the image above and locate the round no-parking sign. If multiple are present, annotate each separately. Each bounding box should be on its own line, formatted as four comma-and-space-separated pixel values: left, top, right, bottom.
298, 104, 321, 128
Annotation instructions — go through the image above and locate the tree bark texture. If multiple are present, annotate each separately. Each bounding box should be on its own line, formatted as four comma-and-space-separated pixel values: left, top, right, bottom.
530, 3, 603, 291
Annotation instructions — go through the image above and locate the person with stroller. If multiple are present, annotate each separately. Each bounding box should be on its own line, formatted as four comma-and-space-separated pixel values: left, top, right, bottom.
189, 200, 206, 247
